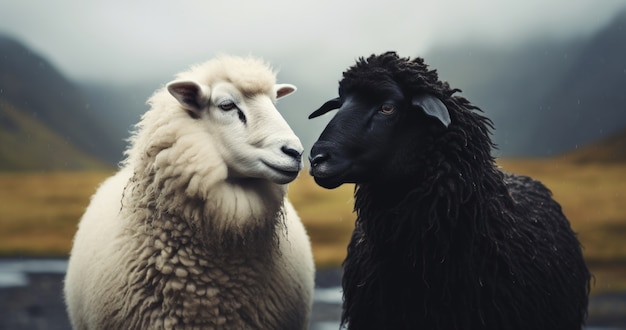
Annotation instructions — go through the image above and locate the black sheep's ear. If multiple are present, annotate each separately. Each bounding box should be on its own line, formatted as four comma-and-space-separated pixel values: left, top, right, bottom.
412, 94, 451, 128
308, 97, 341, 119
167, 80, 210, 118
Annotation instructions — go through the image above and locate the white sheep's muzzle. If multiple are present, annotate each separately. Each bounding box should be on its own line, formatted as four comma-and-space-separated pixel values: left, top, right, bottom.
222, 133, 303, 184
259, 138, 304, 184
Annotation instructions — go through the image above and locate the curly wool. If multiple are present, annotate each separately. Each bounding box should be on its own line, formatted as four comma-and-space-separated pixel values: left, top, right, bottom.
340, 53, 451, 103
339, 52, 590, 330
64, 57, 314, 329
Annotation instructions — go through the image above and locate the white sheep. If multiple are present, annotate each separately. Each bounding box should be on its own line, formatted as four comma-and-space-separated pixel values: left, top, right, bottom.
64, 55, 315, 329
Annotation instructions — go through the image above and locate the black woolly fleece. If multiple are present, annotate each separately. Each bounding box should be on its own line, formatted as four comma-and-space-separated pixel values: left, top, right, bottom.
339, 52, 591, 330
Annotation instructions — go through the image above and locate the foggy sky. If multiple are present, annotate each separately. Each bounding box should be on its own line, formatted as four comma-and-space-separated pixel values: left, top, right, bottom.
1, 0, 624, 85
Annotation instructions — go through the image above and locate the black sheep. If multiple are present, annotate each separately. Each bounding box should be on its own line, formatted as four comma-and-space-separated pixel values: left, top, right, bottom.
308, 52, 590, 330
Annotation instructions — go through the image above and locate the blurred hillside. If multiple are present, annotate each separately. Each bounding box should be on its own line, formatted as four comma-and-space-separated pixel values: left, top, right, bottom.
0, 35, 118, 170
1, 9, 625, 170
559, 127, 626, 164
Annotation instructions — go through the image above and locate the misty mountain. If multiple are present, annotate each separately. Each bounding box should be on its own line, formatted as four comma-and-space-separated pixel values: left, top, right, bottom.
0, 35, 122, 167
427, 39, 582, 155
3, 8, 626, 171
78, 7, 626, 163
528, 9, 626, 155
427, 9, 626, 156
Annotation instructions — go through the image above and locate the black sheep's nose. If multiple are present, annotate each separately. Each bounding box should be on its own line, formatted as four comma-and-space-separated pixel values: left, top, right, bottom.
308, 153, 329, 168
281, 145, 302, 160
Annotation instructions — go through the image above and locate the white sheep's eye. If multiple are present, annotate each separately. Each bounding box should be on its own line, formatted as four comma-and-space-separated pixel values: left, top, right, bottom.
218, 101, 237, 111
380, 103, 396, 115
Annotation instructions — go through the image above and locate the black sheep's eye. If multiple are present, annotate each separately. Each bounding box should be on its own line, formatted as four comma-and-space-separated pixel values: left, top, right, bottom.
218, 101, 237, 111
380, 103, 396, 115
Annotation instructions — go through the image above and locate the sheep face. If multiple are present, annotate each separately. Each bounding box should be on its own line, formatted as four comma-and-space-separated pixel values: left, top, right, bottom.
168, 80, 303, 184
308, 81, 450, 189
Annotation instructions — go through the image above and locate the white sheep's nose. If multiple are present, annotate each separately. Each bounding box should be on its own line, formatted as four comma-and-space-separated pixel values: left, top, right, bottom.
281, 145, 303, 161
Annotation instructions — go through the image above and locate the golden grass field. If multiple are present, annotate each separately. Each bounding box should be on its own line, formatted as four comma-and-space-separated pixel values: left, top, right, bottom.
0, 158, 624, 293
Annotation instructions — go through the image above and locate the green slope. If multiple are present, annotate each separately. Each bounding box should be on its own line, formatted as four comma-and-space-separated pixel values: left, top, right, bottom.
0, 34, 123, 165
0, 101, 111, 171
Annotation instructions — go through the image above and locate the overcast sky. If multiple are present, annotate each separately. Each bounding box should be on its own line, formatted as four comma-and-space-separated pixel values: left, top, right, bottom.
1, 0, 625, 85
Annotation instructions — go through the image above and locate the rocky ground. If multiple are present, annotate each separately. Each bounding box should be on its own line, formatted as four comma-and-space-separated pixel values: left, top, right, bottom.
0, 268, 624, 329
0, 273, 70, 330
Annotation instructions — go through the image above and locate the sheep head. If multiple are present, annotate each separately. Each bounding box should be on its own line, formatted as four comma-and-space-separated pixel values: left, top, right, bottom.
308, 52, 451, 189
166, 76, 303, 185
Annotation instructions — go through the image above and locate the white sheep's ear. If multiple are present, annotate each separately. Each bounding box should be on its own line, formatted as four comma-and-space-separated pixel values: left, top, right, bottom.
412, 94, 451, 128
167, 80, 210, 118
275, 84, 297, 100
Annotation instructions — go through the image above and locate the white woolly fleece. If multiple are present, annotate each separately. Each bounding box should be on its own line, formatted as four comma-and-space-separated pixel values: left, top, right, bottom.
64, 56, 314, 329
